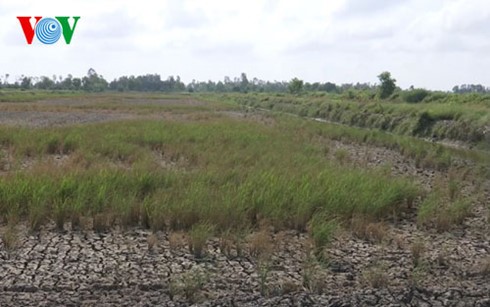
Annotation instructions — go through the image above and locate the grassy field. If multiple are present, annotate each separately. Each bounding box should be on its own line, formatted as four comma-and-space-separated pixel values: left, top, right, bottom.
0, 91, 488, 255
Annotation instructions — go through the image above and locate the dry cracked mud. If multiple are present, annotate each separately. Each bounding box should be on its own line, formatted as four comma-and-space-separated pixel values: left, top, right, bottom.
0, 220, 489, 306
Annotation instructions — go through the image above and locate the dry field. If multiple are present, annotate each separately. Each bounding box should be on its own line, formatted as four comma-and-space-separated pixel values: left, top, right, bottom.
0, 92, 488, 306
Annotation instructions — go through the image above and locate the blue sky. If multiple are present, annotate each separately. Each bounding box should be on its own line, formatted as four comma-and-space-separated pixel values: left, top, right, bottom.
1, 0, 489, 90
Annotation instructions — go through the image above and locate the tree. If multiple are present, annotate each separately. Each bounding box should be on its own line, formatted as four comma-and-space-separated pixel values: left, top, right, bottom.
60, 74, 73, 90
20, 76, 32, 90
377, 71, 396, 99
82, 69, 108, 92
288, 78, 304, 94
36, 76, 55, 90
240, 72, 249, 93
72, 78, 82, 90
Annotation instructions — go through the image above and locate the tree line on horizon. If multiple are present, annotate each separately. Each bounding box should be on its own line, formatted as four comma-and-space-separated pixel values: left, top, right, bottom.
0, 68, 489, 99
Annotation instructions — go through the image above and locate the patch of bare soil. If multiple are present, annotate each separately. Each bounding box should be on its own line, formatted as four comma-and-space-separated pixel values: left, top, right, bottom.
0, 111, 135, 128
220, 111, 276, 126
121, 98, 206, 106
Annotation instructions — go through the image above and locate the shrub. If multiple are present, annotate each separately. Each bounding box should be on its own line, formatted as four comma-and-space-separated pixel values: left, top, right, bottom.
403, 89, 430, 103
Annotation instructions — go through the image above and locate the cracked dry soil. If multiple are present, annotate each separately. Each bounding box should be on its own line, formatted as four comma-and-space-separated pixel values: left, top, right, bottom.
0, 220, 488, 307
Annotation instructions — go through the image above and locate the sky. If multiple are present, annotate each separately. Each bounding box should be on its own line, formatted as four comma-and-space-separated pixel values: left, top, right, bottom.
0, 0, 489, 90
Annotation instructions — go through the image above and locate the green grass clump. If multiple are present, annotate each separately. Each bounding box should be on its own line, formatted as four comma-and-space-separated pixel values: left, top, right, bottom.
188, 223, 215, 258
417, 191, 473, 232
309, 216, 338, 260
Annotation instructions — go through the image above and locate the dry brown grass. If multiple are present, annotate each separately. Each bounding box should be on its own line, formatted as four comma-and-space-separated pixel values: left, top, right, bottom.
435, 247, 450, 268
169, 231, 187, 250
302, 256, 328, 294
392, 234, 405, 249
70, 213, 81, 231
147, 233, 158, 251
362, 264, 388, 288
93, 213, 113, 233
1, 226, 19, 252
411, 240, 426, 267
248, 230, 273, 259
280, 279, 300, 295
120, 203, 141, 229
219, 229, 248, 258
351, 217, 389, 243
218, 231, 234, 257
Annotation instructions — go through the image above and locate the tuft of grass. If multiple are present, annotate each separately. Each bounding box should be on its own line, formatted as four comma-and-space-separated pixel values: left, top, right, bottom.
218, 230, 235, 257
70, 211, 81, 231
417, 192, 473, 232
411, 240, 425, 267
168, 231, 186, 250
219, 228, 247, 258
350, 216, 388, 243
302, 256, 327, 294
170, 267, 209, 304
447, 177, 461, 202
53, 200, 68, 231
410, 261, 429, 287
147, 233, 158, 252
362, 264, 388, 288
188, 223, 214, 258
117, 194, 141, 229
93, 213, 112, 233
28, 203, 46, 232
309, 216, 338, 261
1, 226, 19, 252
334, 148, 350, 164
435, 245, 450, 268
280, 280, 300, 295
248, 230, 273, 259
258, 260, 271, 296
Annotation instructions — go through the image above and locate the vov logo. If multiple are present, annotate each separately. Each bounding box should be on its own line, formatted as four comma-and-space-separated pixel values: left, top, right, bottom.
17, 16, 80, 45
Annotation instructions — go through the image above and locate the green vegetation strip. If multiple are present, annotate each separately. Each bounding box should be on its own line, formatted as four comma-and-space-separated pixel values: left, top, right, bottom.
0, 117, 418, 234
222, 93, 490, 149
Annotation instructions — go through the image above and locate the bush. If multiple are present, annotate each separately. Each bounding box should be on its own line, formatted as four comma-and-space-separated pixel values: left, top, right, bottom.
403, 89, 430, 103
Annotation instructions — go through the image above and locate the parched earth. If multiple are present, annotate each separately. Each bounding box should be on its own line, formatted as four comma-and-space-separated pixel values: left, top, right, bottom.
0, 105, 489, 306
0, 218, 488, 306
0, 111, 132, 128
0, 97, 207, 128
